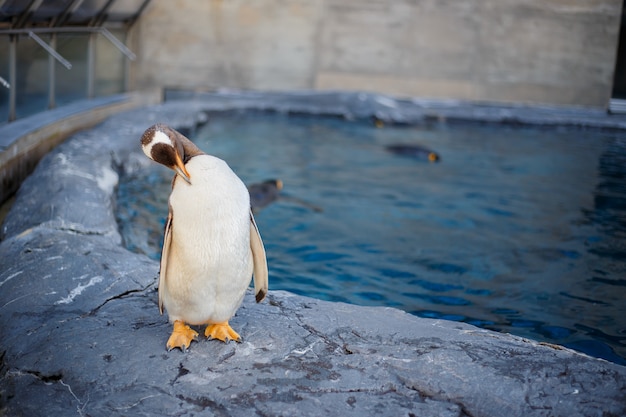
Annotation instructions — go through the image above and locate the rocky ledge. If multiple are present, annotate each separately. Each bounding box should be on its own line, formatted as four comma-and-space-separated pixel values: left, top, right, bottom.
1, 93, 625, 417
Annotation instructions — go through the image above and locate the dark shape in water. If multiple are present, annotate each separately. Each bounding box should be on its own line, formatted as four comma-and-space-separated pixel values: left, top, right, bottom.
249, 179, 283, 212
385, 144, 440, 162
248, 179, 323, 213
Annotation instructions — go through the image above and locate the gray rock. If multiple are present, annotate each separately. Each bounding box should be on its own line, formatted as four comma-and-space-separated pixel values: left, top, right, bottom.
1, 94, 626, 416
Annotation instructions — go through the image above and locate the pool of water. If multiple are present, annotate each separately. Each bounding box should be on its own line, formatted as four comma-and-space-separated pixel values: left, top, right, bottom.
116, 111, 626, 365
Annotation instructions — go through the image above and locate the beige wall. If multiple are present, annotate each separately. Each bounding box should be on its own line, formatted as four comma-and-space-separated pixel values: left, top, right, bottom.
130, 0, 623, 108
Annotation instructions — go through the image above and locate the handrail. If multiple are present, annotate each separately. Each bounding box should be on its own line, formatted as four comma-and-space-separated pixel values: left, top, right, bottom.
28, 31, 72, 69
0, 26, 136, 120
0, 26, 137, 61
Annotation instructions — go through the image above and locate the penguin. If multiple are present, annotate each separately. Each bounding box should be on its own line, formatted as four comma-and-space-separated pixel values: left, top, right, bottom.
248, 179, 284, 213
248, 178, 324, 214
385, 144, 440, 162
140, 124, 268, 351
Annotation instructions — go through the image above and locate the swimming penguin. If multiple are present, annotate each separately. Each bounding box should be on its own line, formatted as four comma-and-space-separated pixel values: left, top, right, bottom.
249, 179, 284, 213
385, 144, 440, 162
140, 124, 268, 351
248, 179, 324, 214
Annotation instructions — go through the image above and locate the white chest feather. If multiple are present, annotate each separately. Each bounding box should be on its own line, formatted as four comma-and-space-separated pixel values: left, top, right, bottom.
163, 155, 253, 324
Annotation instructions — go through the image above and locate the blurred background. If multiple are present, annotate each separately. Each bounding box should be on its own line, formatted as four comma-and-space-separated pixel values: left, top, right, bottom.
1, 0, 625, 124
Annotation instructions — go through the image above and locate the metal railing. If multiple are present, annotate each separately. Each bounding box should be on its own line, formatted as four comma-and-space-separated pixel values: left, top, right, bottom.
0, 26, 136, 122
0, 0, 150, 122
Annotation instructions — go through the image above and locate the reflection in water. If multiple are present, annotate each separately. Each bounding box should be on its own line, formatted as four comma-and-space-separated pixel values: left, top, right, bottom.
576, 136, 626, 364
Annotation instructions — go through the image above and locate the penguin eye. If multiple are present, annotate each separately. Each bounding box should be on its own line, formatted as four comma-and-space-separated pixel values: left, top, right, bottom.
151, 143, 178, 167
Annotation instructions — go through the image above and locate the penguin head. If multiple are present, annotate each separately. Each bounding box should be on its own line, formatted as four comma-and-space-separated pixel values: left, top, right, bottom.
428, 152, 440, 162
141, 124, 192, 184
264, 179, 283, 191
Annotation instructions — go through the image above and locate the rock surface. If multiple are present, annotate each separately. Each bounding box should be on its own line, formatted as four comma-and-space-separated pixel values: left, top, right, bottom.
1, 92, 626, 416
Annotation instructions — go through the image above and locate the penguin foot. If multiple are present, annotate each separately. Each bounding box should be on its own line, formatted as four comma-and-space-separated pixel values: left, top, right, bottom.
167, 320, 199, 352
204, 322, 241, 343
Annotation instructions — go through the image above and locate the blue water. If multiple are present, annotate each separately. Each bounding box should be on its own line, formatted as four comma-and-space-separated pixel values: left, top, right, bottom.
116, 112, 626, 365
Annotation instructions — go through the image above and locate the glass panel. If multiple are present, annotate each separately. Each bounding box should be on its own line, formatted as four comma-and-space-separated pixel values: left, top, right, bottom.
15, 34, 49, 119
95, 29, 126, 95
0, 0, 31, 23
55, 34, 88, 106
107, 0, 147, 21
1, 0, 146, 25
31, 0, 76, 23
66, 0, 111, 24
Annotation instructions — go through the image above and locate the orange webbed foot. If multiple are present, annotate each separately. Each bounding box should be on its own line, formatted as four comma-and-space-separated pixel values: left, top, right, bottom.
166, 320, 199, 352
204, 322, 241, 343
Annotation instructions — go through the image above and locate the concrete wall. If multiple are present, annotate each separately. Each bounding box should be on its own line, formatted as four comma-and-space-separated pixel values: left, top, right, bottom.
130, 0, 623, 108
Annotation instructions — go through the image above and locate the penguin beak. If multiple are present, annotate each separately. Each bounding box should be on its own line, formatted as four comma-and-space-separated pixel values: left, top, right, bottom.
174, 152, 192, 184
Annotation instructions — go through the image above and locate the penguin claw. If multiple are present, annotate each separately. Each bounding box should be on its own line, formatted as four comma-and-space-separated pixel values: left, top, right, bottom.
204, 322, 242, 343
166, 320, 199, 352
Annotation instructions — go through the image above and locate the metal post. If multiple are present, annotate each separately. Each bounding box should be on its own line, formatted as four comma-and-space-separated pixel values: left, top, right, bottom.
87, 32, 95, 98
48, 34, 56, 109
8, 35, 16, 122
123, 43, 131, 92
